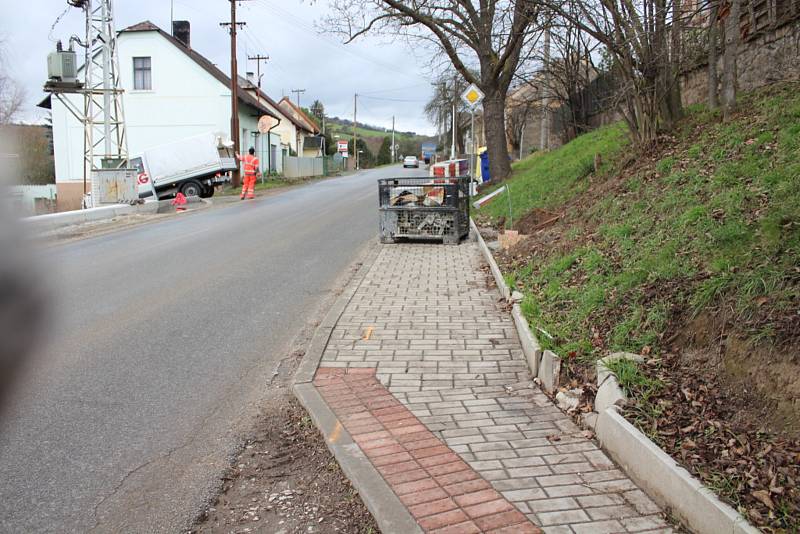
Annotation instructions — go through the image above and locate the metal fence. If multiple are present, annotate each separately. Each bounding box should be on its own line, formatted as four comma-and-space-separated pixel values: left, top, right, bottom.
283, 156, 324, 179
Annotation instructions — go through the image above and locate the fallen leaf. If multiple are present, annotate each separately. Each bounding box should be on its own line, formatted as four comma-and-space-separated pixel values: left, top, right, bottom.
751, 490, 775, 510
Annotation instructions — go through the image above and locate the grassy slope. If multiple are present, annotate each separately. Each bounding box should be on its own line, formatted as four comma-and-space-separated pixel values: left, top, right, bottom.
476, 84, 800, 530
479, 85, 799, 362
480, 123, 627, 223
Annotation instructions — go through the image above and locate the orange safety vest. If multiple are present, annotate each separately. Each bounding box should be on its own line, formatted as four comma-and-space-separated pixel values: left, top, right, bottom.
242, 154, 259, 176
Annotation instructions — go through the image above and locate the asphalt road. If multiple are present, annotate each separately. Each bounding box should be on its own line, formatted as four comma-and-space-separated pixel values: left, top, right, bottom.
0, 164, 427, 533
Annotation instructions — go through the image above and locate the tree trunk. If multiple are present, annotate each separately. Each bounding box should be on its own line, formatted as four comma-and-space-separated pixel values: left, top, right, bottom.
668, 0, 685, 122
721, 0, 740, 120
707, 0, 720, 109
482, 89, 512, 182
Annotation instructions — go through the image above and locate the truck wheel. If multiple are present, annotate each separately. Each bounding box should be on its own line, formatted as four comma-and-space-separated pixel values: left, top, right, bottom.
180, 180, 203, 198
199, 186, 214, 199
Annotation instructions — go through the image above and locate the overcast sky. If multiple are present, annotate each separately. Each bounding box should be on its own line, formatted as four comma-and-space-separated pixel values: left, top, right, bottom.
1, 0, 438, 135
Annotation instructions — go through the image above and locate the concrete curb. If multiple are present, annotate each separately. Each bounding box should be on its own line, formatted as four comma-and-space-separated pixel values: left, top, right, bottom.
470, 218, 510, 300
595, 408, 760, 534
22, 197, 207, 233
291, 242, 423, 534
471, 218, 543, 377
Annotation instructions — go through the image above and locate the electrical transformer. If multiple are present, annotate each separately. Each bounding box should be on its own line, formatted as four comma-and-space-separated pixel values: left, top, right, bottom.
47, 49, 78, 83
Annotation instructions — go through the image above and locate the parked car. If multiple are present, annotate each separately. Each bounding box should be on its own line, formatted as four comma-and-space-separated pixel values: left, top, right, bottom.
403, 156, 419, 168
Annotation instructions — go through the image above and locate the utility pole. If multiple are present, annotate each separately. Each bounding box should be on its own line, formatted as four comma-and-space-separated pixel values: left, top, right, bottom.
391, 115, 395, 163
291, 88, 306, 108
540, 28, 551, 151
451, 75, 457, 160
248, 54, 269, 88
220, 0, 248, 189
353, 93, 359, 170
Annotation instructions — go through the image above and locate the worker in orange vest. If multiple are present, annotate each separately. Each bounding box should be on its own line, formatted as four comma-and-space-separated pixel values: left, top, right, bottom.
236, 147, 260, 200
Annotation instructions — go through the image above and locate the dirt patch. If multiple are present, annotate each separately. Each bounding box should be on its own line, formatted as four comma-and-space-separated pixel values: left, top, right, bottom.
191, 395, 378, 534
513, 208, 562, 235
622, 347, 800, 532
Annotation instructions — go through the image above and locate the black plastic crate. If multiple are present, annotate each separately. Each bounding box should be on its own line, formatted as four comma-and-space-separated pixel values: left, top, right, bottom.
378, 176, 470, 245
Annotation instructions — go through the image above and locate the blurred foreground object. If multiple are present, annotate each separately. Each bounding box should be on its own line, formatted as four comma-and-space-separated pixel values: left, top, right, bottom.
0, 128, 47, 409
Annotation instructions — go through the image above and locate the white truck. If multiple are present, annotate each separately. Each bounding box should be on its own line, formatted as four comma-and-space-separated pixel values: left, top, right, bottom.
130, 133, 238, 200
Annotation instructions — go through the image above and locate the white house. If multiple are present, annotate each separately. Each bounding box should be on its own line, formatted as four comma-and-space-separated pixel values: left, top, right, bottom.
239, 75, 317, 162
276, 97, 321, 156
41, 20, 281, 210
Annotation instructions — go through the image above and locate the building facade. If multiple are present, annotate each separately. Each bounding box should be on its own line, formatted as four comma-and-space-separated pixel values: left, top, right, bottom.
43, 20, 280, 210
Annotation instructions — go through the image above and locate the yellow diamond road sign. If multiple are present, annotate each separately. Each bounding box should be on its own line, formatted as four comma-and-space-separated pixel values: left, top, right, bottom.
461, 84, 484, 108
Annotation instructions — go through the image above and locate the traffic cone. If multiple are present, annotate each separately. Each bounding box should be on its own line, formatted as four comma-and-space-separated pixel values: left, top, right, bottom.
172, 192, 188, 212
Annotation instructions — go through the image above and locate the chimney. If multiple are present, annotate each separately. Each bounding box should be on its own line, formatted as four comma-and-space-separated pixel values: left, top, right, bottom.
172, 20, 190, 48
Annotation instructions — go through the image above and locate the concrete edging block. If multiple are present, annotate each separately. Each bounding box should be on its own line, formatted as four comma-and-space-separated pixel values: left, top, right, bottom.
470, 218, 510, 300
512, 303, 542, 376
594, 352, 644, 413
595, 373, 625, 413
293, 383, 423, 534
471, 218, 544, 379
537, 349, 561, 394
596, 408, 760, 534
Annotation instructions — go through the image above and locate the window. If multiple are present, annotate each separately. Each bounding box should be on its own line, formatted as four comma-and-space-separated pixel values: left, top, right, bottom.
133, 57, 151, 90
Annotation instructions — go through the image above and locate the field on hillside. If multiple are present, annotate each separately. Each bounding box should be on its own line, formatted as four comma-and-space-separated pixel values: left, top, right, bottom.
476, 83, 800, 532
325, 119, 419, 141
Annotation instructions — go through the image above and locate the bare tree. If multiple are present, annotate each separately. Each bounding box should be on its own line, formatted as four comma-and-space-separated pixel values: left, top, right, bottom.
707, 0, 720, 109
541, 0, 687, 147
0, 70, 24, 126
516, 5, 604, 143
323, 1, 542, 182
424, 72, 469, 155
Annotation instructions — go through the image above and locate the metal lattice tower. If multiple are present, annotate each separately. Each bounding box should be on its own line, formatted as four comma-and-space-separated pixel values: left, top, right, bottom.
80, 0, 128, 176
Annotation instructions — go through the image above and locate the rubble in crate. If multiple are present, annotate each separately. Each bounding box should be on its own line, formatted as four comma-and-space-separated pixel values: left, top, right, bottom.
396, 210, 454, 237
388, 186, 445, 207
378, 176, 470, 244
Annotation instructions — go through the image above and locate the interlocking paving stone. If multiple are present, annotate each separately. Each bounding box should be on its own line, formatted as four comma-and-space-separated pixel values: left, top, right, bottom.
313, 243, 673, 533
314, 368, 541, 533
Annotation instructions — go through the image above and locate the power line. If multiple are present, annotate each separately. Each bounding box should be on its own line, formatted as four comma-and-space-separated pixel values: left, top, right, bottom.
249, 0, 416, 77
359, 83, 432, 95
359, 95, 427, 103
248, 54, 269, 88
291, 88, 306, 108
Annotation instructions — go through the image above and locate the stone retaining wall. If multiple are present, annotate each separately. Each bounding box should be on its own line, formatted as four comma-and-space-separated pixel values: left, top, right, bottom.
682, 20, 800, 106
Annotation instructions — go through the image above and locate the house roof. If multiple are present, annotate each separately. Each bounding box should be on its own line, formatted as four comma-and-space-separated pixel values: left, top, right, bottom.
238, 76, 315, 134
39, 20, 278, 120
277, 97, 320, 135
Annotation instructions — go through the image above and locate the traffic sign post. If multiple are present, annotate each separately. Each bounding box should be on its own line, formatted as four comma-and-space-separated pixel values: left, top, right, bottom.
461, 84, 485, 187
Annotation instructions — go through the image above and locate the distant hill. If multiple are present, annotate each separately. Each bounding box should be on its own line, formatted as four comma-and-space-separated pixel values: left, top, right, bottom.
323, 116, 437, 157
324, 116, 420, 139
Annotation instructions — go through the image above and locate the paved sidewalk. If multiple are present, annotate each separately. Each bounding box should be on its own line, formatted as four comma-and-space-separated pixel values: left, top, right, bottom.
313, 242, 673, 533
